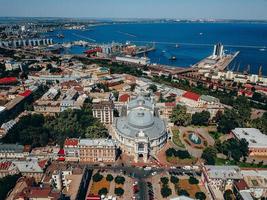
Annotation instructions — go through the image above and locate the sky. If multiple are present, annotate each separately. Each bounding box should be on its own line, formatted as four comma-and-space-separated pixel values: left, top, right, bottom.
0, 0, 267, 20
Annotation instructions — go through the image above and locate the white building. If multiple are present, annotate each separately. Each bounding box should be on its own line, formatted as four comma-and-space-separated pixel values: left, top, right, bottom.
112, 95, 168, 162
202, 165, 242, 200
115, 56, 150, 65
0, 144, 27, 159
13, 160, 43, 182
52, 169, 72, 191
231, 128, 267, 157
92, 101, 114, 124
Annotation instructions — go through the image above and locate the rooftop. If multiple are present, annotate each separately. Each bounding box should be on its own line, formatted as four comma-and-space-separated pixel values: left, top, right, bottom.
0, 144, 24, 153
0, 161, 12, 170
239, 191, 254, 200
28, 187, 60, 199
204, 165, 242, 180
232, 128, 267, 148
0, 77, 18, 84
79, 139, 116, 147
13, 160, 43, 173
182, 91, 200, 101
200, 95, 220, 103
241, 169, 267, 188
127, 95, 153, 110
64, 138, 79, 147
18, 90, 32, 97
119, 94, 130, 102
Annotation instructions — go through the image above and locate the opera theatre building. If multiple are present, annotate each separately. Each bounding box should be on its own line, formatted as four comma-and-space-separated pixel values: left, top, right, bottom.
112, 95, 168, 162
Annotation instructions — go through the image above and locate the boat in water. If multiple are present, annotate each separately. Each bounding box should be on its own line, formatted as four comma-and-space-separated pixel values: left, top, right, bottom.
57, 34, 64, 39
169, 56, 177, 60
259, 48, 266, 51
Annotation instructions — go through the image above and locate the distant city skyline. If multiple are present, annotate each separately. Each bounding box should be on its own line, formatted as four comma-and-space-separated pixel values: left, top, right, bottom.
0, 0, 267, 20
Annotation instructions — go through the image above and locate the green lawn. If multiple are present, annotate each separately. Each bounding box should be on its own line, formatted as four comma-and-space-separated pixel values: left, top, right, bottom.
172, 129, 185, 148
215, 158, 267, 168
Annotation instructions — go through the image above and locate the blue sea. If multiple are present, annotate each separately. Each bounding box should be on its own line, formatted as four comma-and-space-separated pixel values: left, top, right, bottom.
47, 22, 267, 75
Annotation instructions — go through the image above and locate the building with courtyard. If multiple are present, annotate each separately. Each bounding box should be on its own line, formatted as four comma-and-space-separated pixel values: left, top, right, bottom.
112, 95, 168, 162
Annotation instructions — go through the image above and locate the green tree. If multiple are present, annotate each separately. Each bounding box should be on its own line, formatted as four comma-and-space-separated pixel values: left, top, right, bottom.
174, 150, 191, 159
161, 186, 172, 198
2, 114, 49, 148
93, 173, 103, 182
251, 112, 267, 135
178, 189, 189, 197
0, 174, 21, 200
160, 177, 169, 185
85, 122, 109, 138
191, 111, 210, 126
114, 187, 124, 196
106, 174, 114, 182
233, 96, 251, 125
148, 84, 158, 93
115, 176, 125, 185
165, 148, 176, 157
218, 109, 240, 134
98, 187, 108, 196
224, 189, 234, 200
171, 105, 191, 126
201, 147, 217, 165
170, 176, 179, 184
219, 138, 249, 162
195, 192, 206, 200
189, 176, 199, 185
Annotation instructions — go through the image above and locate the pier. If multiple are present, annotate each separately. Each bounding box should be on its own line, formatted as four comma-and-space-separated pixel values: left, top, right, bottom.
135, 46, 156, 55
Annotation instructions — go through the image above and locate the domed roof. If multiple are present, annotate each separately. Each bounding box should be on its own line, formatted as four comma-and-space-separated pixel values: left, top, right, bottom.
128, 96, 153, 110
127, 110, 154, 129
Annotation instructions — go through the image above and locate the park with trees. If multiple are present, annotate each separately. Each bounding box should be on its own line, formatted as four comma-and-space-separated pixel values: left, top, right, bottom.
1, 105, 109, 147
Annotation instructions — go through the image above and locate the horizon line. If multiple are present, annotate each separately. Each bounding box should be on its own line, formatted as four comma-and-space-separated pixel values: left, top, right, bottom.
0, 16, 267, 21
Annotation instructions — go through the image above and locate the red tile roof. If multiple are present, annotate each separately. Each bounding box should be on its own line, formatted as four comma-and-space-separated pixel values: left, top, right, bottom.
165, 102, 176, 107
119, 94, 130, 102
58, 149, 65, 156
57, 157, 65, 161
64, 138, 79, 147
0, 161, 12, 170
19, 90, 32, 97
86, 195, 101, 200
235, 179, 249, 190
182, 91, 200, 101
38, 160, 48, 169
28, 187, 60, 199
244, 84, 267, 92
239, 90, 253, 96
0, 77, 18, 84
244, 84, 253, 89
